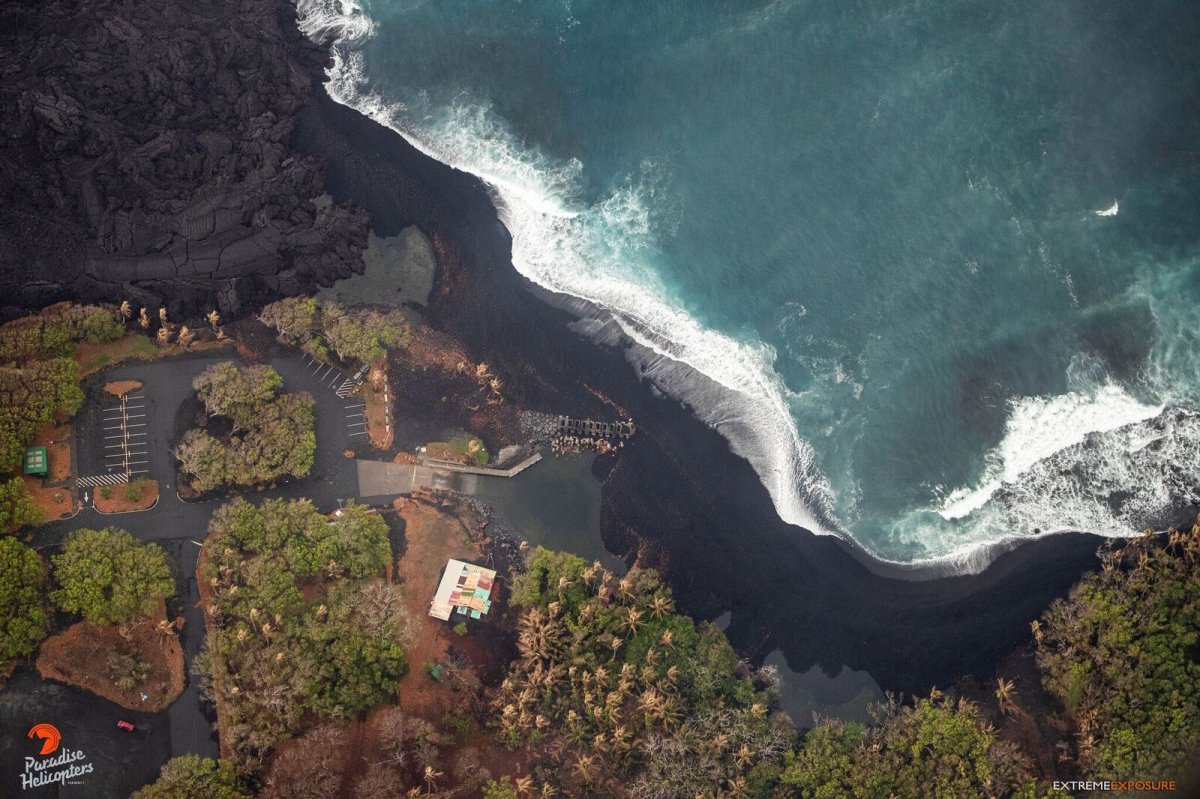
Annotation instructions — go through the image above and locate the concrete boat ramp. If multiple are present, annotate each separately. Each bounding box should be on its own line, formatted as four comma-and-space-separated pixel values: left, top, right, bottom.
356, 452, 542, 499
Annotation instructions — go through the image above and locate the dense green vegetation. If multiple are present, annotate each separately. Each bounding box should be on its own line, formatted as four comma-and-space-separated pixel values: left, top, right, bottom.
50, 527, 174, 625
0, 537, 47, 663
257, 297, 410, 364
199, 498, 408, 764
174, 362, 315, 492
495, 547, 794, 797
131, 755, 250, 799
0, 475, 41, 532
1036, 524, 1200, 782
781, 698, 1057, 799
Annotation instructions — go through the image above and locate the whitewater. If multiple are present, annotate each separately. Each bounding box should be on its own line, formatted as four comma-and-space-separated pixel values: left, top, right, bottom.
295, 0, 1200, 573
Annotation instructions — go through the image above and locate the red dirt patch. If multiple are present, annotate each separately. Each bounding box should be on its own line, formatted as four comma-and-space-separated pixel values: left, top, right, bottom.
103, 379, 143, 398
392, 498, 491, 719
36, 603, 185, 712
94, 478, 159, 513
23, 475, 75, 520
31, 421, 73, 483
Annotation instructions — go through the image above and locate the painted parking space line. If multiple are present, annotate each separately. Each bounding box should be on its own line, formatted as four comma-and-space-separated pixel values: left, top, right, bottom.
348, 431, 368, 437
344, 403, 365, 410
327, 371, 343, 386
346, 413, 364, 418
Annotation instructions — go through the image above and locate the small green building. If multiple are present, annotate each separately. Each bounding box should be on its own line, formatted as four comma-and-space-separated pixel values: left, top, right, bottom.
23, 446, 48, 476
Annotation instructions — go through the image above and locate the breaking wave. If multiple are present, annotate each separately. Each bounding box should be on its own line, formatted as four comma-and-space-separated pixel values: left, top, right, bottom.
295, 0, 839, 535
295, 0, 1200, 573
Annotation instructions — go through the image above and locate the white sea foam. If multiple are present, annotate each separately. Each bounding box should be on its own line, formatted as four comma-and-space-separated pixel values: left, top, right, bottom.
296, 0, 839, 535
937, 382, 1164, 520
1094, 200, 1120, 217
295, 0, 1199, 572
891, 403, 1200, 574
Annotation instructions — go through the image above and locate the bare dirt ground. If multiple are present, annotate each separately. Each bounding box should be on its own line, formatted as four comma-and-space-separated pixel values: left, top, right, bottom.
393, 497, 486, 719
103, 379, 143, 397
36, 602, 185, 713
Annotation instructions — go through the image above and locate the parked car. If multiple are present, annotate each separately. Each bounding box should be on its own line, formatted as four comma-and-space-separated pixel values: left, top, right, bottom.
116, 720, 135, 732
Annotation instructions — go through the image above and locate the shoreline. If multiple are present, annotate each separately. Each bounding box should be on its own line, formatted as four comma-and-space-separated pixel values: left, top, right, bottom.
293, 85, 1106, 695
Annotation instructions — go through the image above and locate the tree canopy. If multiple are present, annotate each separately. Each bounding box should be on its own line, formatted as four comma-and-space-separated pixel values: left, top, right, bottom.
781, 698, 1058, 799
130, 755, 250, 799
0, 476, 42, 532
175, 362, 315, 493
50, 527, 174, 625
1036, 525, 1200, 781
0, 536, 47, 663
258, 297, 410, 364
199, 499, 404, 764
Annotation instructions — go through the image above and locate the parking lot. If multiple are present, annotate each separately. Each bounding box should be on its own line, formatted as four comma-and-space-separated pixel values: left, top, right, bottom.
300, 353, 368, 398
344, 398, 368, 438
102, 391, 150, 476
76, 384, 154, 491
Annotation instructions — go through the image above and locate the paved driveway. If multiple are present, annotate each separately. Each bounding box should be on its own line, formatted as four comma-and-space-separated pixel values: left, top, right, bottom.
15, 349, 366, 790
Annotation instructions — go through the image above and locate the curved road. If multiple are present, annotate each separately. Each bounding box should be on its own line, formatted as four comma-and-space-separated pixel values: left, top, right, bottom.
22, 349, 363, 777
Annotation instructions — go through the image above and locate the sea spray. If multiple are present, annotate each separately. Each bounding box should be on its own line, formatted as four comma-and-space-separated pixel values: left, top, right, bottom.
296, 0, 841, 536
293, 0, 1200, 572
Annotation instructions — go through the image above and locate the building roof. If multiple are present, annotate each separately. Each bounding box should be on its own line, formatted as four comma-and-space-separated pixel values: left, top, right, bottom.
23, 446, 48, 475
429, 558, 497, 621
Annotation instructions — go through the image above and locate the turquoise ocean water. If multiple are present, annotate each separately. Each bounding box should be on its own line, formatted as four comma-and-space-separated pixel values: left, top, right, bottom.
298, 0, 1200, 570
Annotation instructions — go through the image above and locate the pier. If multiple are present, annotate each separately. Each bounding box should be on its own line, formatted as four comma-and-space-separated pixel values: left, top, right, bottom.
554, 416, 636, 439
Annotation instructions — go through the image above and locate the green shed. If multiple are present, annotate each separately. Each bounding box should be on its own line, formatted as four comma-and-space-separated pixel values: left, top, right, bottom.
23, 446, 48, 476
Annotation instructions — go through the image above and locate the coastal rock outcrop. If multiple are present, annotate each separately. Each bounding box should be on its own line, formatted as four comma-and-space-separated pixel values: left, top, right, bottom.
0, 0, 368, 319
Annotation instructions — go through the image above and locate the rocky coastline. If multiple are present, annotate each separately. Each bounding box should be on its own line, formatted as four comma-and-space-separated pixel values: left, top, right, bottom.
0, 0, 1106, 698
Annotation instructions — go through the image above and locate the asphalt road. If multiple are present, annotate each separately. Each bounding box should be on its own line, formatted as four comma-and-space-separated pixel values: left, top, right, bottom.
8, 349, 365, 795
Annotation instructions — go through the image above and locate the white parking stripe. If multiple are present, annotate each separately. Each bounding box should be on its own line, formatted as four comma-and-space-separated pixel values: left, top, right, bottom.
349, 431, 368, 437
344, 403, 365, 409
346, 413, 364, 418
347, 421, 367, 427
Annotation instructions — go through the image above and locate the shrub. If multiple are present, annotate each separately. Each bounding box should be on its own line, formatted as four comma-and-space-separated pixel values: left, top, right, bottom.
51, 528, 174, 625
0, 537, 47, 662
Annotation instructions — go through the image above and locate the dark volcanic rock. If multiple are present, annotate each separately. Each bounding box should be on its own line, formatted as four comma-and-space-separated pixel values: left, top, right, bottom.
0, 0, 368, 319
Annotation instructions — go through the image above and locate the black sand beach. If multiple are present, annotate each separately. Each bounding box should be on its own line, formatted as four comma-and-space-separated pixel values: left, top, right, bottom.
292, 87, 1107, 697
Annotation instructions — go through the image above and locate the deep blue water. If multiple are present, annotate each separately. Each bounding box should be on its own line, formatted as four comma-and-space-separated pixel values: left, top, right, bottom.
300, 0, 1200, 568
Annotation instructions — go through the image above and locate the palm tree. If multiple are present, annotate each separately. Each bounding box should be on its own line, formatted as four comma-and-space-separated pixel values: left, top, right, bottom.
423, 765, 444, 794
734, 744, 754, 770
206, 310, 221, 332
994, 677, 1018, 717
649, 593, 673, 620
177, 325, 195, 349
725, 776, 751, 799
624, 607, 643, 636
573, 754, 597, 784
637, 687, 664, 717
118, 300, 132, 322
138, 307, 151, 329
1030, 619, 1044, 646
158, 307, 169, 326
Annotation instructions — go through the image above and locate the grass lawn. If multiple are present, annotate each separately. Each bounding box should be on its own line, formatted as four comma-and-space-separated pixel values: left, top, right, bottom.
426, 434, 489, 467
75, 333, 230, 377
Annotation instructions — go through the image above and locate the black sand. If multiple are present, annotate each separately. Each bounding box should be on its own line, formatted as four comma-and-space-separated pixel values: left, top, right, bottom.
293, 89, 1107, 696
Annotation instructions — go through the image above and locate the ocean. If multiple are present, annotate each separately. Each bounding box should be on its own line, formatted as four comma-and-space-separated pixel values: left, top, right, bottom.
297, 0, 1200, 571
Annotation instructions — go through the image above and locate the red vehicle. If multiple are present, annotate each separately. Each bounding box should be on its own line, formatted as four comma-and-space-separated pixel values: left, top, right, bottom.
116, 720, 135, 732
